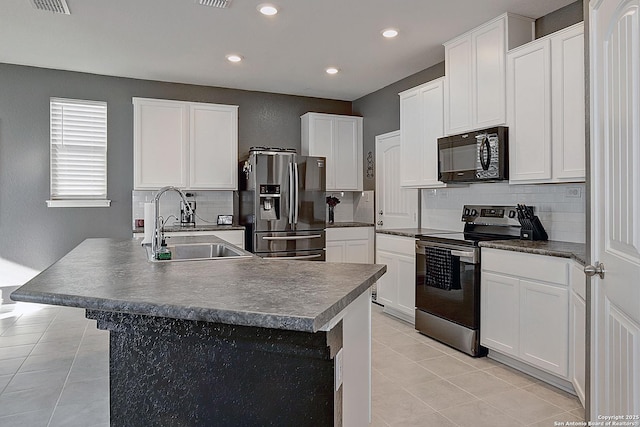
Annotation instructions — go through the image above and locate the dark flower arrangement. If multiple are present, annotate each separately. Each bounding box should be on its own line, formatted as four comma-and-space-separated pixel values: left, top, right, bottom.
326, 196, 341, 207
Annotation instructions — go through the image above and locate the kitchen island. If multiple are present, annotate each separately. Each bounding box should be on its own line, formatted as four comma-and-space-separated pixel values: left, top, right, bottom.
11, 236, 386, 426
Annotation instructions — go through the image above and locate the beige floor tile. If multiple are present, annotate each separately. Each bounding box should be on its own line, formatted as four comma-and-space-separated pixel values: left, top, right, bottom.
439, 400, 524, 427
370, 413, 390, 426
411, 333, 461, 354
522, 382, 583, 411
447, 370, 517, 398
372, 387, 436, 425
389, 411, 458, 427
569, 407, 586, 420
451, 352, 503, 369
405, 379, 478, 411
484, 389, 566, 425
392, 341, 446, 362
372, 368, 404, 398
372, 346, 408, 370
375, 331, 421, 347
418, 355, 477, 378
376, 360, 440, 388
484, 365, 540, 388
528, 411, 584, 427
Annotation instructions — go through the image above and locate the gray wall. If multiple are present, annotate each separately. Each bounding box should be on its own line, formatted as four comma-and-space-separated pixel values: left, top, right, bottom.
352, 0, 584, 192
0, 63, 350, 271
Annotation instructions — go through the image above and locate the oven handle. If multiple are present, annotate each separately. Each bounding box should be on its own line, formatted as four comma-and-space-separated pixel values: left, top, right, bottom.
416, 240, 479, 264
450, 249, 475, 259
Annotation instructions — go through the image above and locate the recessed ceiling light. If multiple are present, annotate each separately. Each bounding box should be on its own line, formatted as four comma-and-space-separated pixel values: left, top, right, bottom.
382, 28, 399, 38
325, 67, 339, 75
258, 3, 278, 16
226, 54, 243, 63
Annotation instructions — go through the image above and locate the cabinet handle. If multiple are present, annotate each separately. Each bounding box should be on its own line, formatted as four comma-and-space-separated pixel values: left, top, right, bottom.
378, 210, 383, 215
377, 221, 383, 226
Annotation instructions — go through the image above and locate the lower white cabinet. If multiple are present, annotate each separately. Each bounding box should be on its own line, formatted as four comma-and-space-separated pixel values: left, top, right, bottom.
570, 262, 587, 406
375, 233, 416, 324
326, 227, 374, 264
134, 229, 245, 249
481, 248, 570, 379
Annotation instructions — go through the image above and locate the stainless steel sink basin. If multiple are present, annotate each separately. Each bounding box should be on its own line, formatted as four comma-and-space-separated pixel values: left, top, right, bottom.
145, 243, 252, 262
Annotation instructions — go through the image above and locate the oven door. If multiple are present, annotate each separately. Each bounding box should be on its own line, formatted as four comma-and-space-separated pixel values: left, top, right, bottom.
415, 239, 480, 329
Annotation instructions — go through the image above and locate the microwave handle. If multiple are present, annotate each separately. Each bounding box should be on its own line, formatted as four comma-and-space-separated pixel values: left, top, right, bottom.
479, 138, 491, 170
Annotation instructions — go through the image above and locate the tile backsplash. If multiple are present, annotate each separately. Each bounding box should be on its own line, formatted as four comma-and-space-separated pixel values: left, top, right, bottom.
132, 191, 234, 230
421, 183, 586, 243
325, 191, 375, 224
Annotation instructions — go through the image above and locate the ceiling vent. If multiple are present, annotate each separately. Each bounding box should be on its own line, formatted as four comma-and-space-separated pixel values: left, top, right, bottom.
30, 0, 71, 14
198, 0, 232, 8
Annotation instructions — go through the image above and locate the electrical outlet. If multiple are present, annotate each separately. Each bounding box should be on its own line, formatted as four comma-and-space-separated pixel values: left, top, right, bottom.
566, 187, 582, 198
334, 348, 343, 391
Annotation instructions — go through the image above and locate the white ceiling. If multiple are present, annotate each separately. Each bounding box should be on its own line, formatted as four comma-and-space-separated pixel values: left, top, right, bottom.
0, 0, 577, 101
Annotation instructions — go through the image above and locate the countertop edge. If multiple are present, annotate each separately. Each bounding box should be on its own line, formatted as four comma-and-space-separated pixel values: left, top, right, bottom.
479, 240, 587, 266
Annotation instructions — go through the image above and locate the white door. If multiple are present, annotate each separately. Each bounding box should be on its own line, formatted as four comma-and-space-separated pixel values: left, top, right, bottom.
590, 0, 640, 417
375, 131, 418, 229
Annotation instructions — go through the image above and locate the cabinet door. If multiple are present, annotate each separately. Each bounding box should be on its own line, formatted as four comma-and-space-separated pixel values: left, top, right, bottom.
396, 253, 416, 321
189, 104, 238, 190
445, 36, 472, 134
420, 80, 445, 186
551, 23, 585, 181
472, 18, 506, 128
481, 272, 519, 356
345, 240, 371, 264
134, 99, 188, 189
305, 115, 335, 190
399, 88, 422, 187
334, 117, 362, 191
519, 279, 569, 377
375, 250, 397, 308
326, 240, 346, 263
507, 39, 552, 183
570, 290, 586, 406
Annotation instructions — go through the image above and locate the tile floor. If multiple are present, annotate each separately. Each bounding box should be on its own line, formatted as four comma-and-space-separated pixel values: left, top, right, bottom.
0, 301, 585, 426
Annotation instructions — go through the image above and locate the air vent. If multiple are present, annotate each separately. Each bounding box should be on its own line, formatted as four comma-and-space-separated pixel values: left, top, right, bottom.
30, 0, 70, 14
198, 0, 232, 8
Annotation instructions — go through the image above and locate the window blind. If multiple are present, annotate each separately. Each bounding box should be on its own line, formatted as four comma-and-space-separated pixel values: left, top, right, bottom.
50, 98, 107, 200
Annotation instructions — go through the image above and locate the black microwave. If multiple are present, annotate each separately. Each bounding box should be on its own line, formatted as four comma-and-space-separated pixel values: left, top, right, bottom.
437, 126, 508, 183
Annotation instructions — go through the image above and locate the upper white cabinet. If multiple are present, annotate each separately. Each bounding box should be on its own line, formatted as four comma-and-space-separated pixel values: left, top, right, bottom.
133, 98, 238, 190
399, 78, 445, 188
507, 22, 585, 184
444, 13, 534, 135
301, 112, 363, 192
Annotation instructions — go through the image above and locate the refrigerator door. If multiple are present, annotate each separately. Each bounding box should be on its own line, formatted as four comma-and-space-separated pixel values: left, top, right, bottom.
293, 156, 326, 230
251, 152, 294, 232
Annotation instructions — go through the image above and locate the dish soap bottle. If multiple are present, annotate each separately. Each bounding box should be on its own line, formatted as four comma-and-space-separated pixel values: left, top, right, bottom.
156, 239, 172, 260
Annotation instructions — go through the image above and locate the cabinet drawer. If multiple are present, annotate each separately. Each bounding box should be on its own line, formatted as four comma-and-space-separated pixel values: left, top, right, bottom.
482, 248, 569, 285
376, 233, 416, 255
326, 227, 373, 242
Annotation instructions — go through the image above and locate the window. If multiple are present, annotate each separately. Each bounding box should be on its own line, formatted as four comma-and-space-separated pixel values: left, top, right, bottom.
47, 98, 110, 207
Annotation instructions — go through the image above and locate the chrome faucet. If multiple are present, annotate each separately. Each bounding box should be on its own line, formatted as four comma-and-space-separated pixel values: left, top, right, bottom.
151, 186, 193, 259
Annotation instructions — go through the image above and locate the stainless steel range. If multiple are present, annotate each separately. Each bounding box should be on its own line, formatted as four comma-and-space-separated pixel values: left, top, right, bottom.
415, 205, 522, 356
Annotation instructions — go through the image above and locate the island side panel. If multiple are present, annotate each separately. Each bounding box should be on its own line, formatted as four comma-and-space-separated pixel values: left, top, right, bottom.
86, 310, 343, 426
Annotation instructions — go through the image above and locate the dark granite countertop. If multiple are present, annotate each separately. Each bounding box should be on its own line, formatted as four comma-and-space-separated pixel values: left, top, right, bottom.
11, 236, 386, 333
375, 228, 457, 238
133, 224, 245, 234
479, 240, 587, 265
326, 222, 374, 228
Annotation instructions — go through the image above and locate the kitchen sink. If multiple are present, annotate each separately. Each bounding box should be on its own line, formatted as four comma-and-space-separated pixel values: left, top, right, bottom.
145, 243, 252, 262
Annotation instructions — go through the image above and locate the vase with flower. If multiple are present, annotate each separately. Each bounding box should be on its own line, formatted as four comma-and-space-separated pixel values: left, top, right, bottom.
326, 196, 340, 224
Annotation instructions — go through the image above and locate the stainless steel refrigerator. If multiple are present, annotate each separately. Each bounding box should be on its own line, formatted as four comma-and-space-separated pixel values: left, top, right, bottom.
238, 148, 326, 260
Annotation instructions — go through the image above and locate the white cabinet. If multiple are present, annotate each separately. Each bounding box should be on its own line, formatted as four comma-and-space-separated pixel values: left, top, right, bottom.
301, 113, 363, 192
507, 22, 585, 184
481, 248, 570, 379
444, 13, 534, 135
326, 227, 374, 264
570, 261, 586, 406
375, 233, 416, 324
399, 78, 446, 188
134, 98, 238, 190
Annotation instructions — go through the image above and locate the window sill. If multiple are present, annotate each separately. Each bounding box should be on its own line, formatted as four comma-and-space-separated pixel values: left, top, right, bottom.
46, 200, 111, 208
